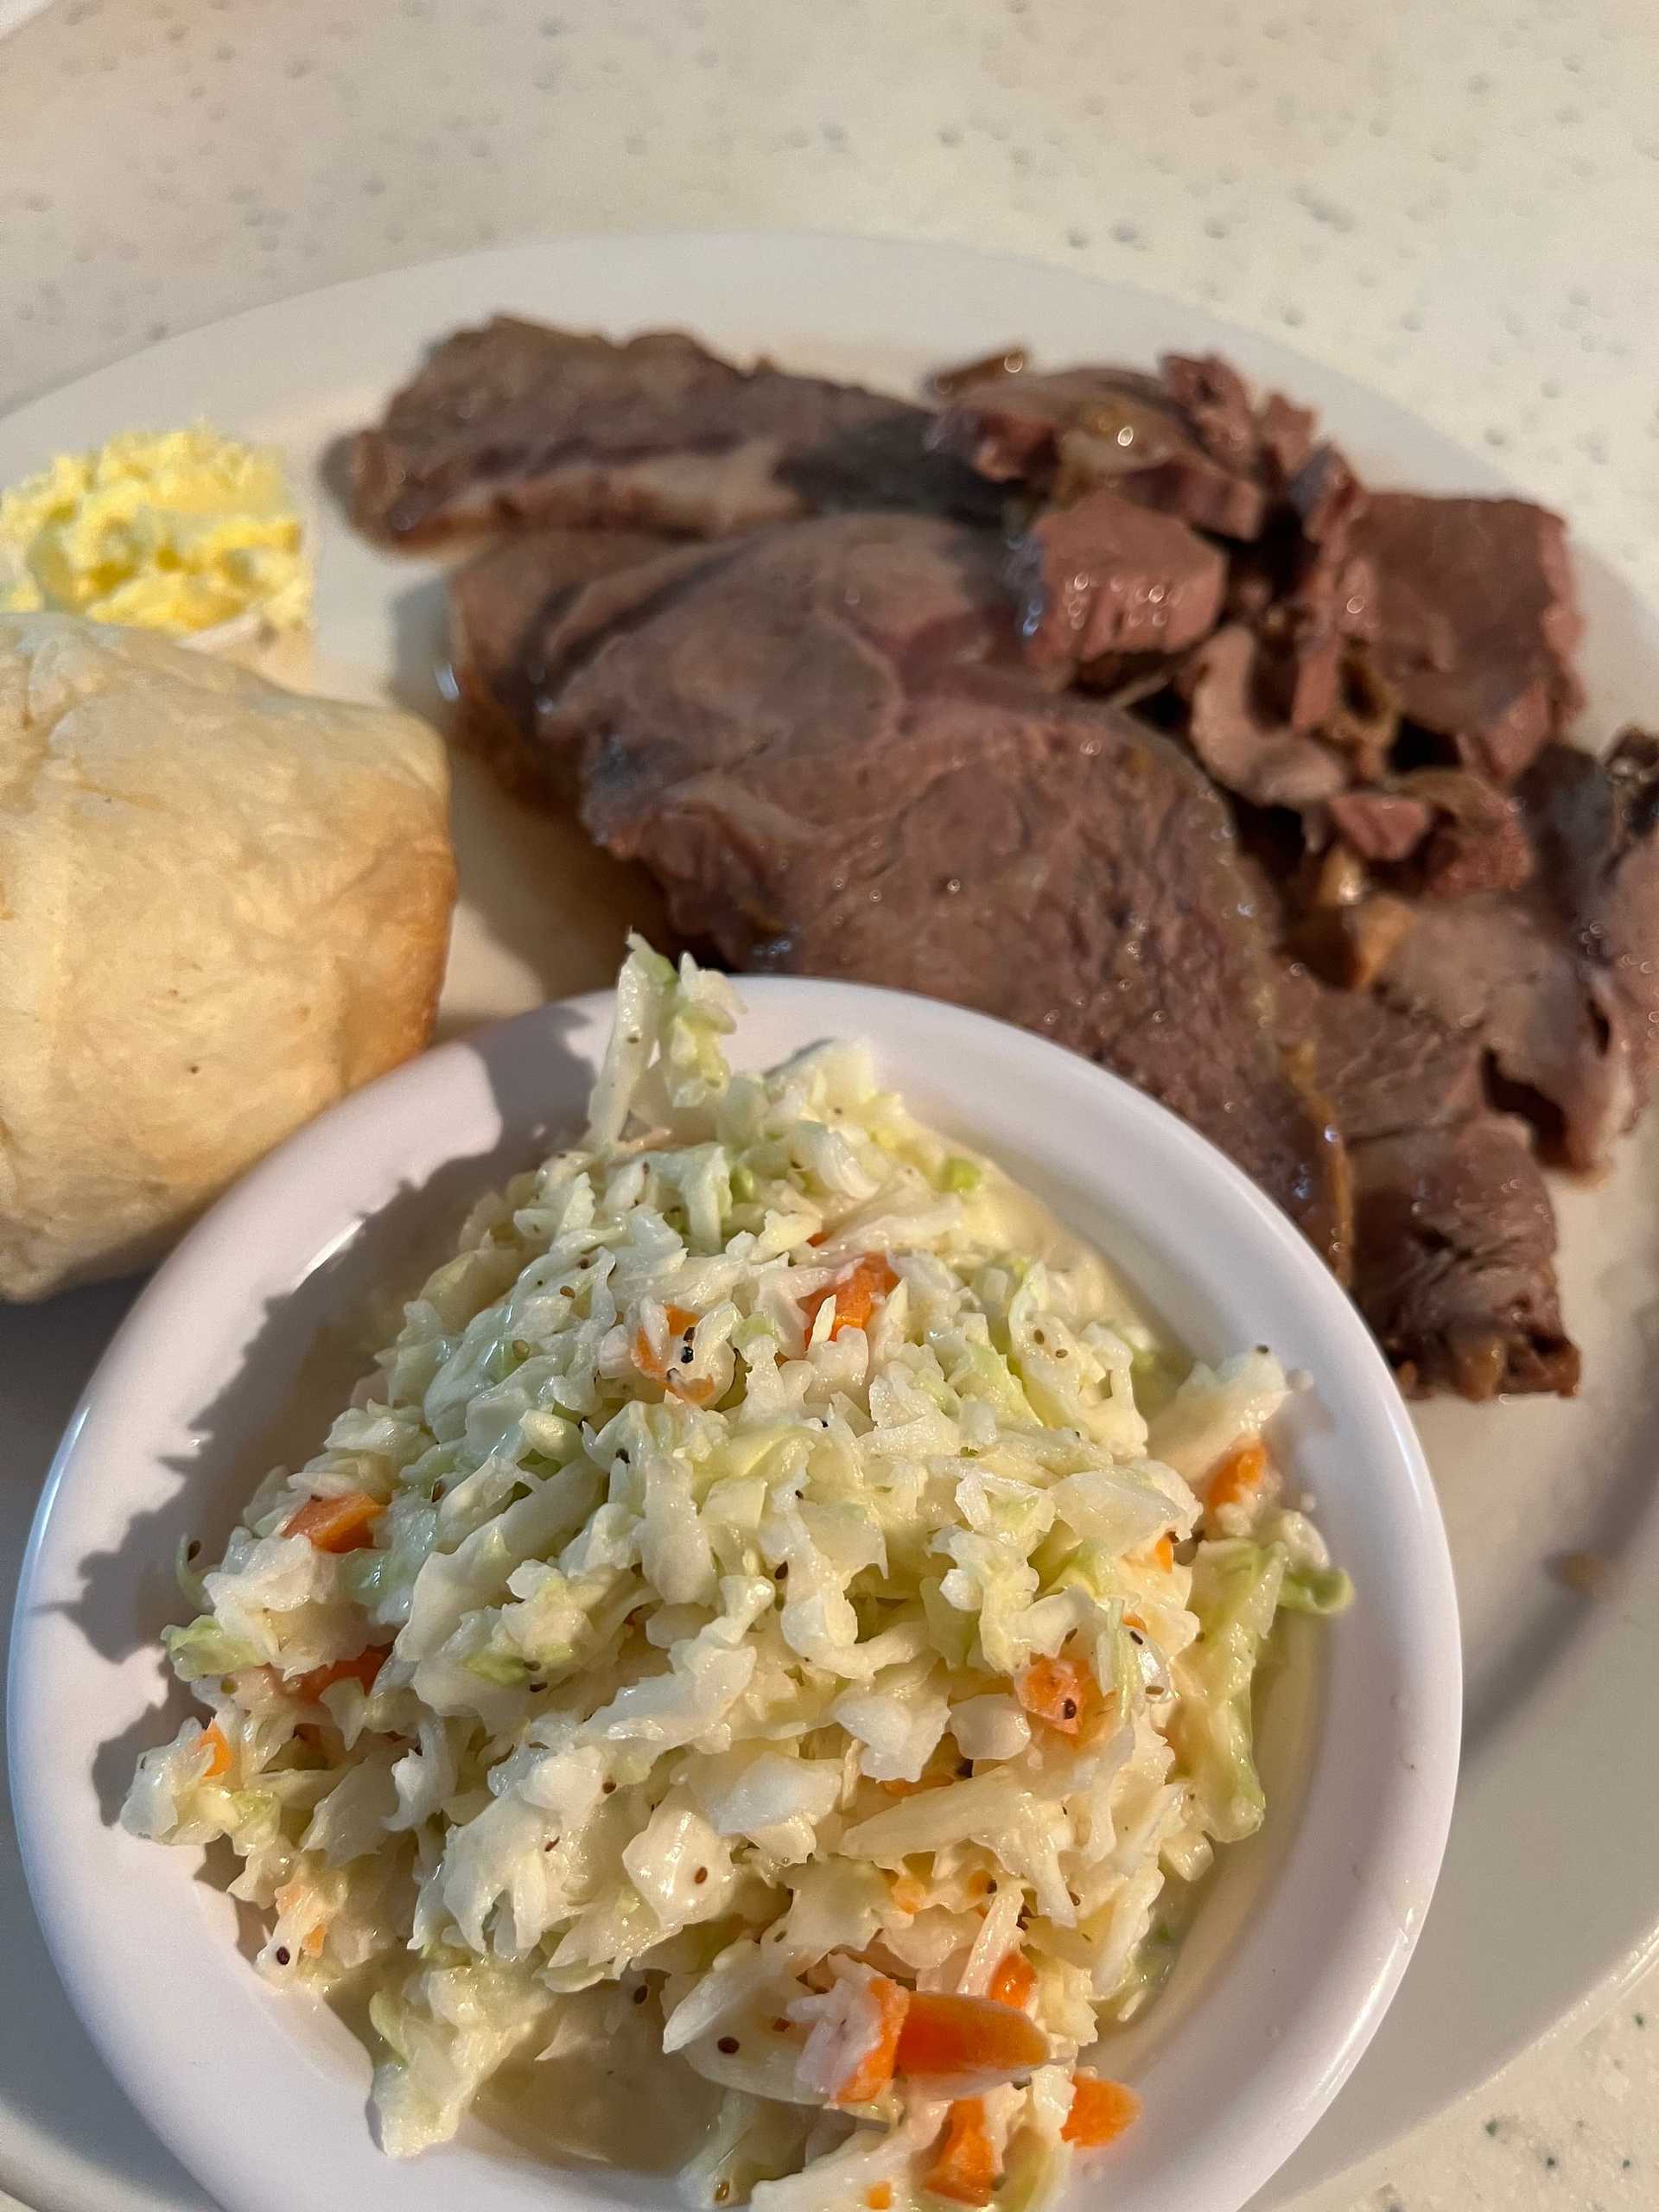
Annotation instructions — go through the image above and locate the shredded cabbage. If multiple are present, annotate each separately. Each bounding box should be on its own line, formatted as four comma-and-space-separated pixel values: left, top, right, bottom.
123, 938, 1348, 2209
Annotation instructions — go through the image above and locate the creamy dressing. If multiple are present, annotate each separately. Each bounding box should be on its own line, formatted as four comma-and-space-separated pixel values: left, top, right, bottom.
961, 1156, 1153, 1338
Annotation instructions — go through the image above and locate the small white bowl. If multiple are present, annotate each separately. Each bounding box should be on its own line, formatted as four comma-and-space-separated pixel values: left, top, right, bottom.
6, 982, 1459, 2212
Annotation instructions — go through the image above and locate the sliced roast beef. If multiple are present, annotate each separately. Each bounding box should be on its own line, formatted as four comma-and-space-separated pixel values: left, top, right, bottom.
1283, 970, 1577, 1398
1369, 734, 1659, 1172
1008, 488, 1226, 677
930, 355, 1271, 538
1347, 493, 1584, 782
1398, 768, 1535, 899
1181, 625, 1350, 807
519, 512, 1351, 1268
1327, 770, 1534, 895
1160, 353, 1260, 475
1326, 790, 1434, 863
448, 526, 680, 798
351, 319, 992, 545
1526, 729, 1659, 1125
1374, 901, 1613, 1170
1253, 443, 1378, 733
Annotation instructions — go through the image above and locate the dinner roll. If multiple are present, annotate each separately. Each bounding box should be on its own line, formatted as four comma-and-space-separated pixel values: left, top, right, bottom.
0, 614, 455, 1299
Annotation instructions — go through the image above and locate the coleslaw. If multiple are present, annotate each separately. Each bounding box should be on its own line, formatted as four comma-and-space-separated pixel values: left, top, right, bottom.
124, 939, 1350, 2209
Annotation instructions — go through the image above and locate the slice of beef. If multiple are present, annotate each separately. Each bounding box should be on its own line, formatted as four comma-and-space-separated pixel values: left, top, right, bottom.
1377, 895, 1618, 1168
1160, 353, 1259, 475
930, 356, 1271, 538
1007, 488, 1226, 677
1256, 392, 1319, 486
1526, 729, 1659, 1123
1370, 734, 1659, 1172
524, 511, 1351, 1268
448, 526, 679, 798
1346, 493, 1584, 783
1397, 768, 1535, 899
1327, 770, 1534, 894
1326, 791, 1434, 863
1282, 969, 1577, 1398
1253, 443, 1379, 732
351, 318, 992, 545
1181, 624, 1351, 807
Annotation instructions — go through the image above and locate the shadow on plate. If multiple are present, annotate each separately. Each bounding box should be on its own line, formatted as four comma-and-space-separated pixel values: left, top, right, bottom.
0, 1279, 215, 2211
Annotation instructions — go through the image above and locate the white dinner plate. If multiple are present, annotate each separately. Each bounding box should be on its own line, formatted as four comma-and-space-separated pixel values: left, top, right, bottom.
0, 232, 1656, 2212
0, 0, 54, 38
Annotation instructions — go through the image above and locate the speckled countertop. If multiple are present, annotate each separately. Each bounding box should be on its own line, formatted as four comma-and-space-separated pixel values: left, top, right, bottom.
2, 3, 1657, 2209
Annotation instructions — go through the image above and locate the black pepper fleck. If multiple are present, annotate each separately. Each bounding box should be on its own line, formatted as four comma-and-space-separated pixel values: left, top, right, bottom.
273, 1946, 290, 1966
1061, 1699, 1077, 1719
602, 1780, 616, 1795
693, 1866, 709, 1885
632, 1984, 649, 2004
716, 2035, 740, 2054
186, 1540, 201, 1560
1485, 2120, 1499, 2137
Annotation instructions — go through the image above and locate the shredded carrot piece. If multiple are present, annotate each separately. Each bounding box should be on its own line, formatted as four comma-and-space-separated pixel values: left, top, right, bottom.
895, 1992, 1048, 2085
632, 1303, 701, 1381
1062, 2073, 1141, 2147
632, 1304, 718, 1404
890, 1875, 928, 1915
274, 1880, 328, 1958
924, 2099, 1000, 2205
834, 1976, 911, 2106
880, 1773, 951, 1797
1205, 1438, 1268, 1527
866, 2190, 893, 2211
1014, 1653, 1093, 1737
198, 1722, 231, 1780
801, 1254, 899, 1341
289, 1647, 387, 1703
1153, 1532, 1175, 1572
282, 1490, 385, 1554
988, 1950, 1036, 2011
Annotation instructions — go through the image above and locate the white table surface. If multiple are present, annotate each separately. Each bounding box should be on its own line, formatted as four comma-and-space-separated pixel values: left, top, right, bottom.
2, 3, 1657, 2210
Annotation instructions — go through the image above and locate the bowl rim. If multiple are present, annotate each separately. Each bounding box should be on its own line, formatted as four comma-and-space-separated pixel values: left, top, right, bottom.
7, 976, 1461, 2212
